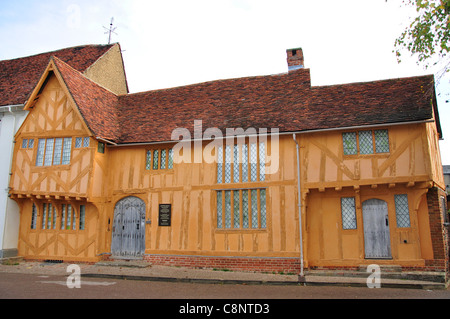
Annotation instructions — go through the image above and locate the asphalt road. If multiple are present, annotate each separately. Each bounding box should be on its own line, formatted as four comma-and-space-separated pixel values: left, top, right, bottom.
1, 272, 449, 316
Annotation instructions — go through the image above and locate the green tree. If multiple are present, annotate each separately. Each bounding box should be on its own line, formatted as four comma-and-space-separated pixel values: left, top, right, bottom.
395, 0, 450, 72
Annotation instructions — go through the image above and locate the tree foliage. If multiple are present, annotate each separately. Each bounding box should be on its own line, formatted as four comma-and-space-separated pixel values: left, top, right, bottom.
395, 0, 450, 70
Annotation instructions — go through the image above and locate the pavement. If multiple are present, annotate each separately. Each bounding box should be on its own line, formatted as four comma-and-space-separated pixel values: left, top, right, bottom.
0, 257, 447, 290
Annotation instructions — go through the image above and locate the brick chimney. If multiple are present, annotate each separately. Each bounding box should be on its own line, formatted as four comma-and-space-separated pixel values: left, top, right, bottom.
286, 48, 304, 71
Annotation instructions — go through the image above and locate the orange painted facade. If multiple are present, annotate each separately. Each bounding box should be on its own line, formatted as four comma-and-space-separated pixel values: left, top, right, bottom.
8, 54, 449, 278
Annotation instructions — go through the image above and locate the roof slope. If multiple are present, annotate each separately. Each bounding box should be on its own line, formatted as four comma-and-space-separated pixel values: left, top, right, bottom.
31, 55, 438, 145
0, 44, 114, 106
52, 57, 121, 141
116, 70, 436, 144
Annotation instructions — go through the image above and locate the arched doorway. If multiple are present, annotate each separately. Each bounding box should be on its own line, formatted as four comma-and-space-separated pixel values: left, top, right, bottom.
362, 199, 392, 259
111, 196, 146, 258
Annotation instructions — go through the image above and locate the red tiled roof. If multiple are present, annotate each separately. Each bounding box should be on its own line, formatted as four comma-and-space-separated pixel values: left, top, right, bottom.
52, 57, 121, 141
50, 56, 438, 144
116, 71, 436, 144
0, 44, 114, 106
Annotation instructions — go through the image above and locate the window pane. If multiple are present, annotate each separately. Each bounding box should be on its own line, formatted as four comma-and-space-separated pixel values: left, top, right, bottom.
62, 138, 72, 164
72, 206, 77, 230
153, 149, 159, 170
217, 191, 223, 228
75, 137, 82, 148
36, 139, 45, 166
66, 205, 72, 230
168, 149, 174, 169
47, 203, 52, 229
225, 190, 231, 228
374, 130, 390, 153
225, 145, 231, 183
52, 205, 57, 229
42, 203, 47, 229
395, 194, 411, 228
53, 138, 63, 165
79, 205, 86, 230
160, 149, 166, 169
242, 190, 249, 228
233, 190, 240, 228
341, 197, 357, 229
44, 138, 54, 166
22, 139, 28, 148
61, 204, 66, 230
250, 143, 258, 182
251, 189, 258, 228
342, 132, 357, 155
359, 131, 373, 154
145, 150, 152, 170
28, 139, 34, 148
31, 204, 37, 230
83, 137, 90, 148
260, 189, 266, 228
217, 146, 223, 183
259, 142, 265, 181
233, 145, 240, 183
242, 144, 248, 183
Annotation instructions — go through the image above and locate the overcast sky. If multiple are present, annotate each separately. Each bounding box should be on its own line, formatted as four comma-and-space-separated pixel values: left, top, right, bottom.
1, 0, 449, 164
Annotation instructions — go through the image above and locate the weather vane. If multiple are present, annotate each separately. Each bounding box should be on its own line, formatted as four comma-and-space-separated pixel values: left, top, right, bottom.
103, 17, 117, 44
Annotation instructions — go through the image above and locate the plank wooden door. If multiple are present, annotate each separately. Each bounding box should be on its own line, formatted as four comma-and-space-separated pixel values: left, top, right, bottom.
111, 197, 146, 258
362, 199, 392, 259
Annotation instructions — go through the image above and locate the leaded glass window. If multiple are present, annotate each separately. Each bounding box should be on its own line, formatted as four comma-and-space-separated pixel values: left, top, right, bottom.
359, 131, 373, 154
44, 139, 54, 166
75, 137, 83, 148
79, 205, 86, 230
242, 144, 248, 182
259, 142, 265, 181
342, 132, 357, 155
251, 189, 258, 229
31, 204, 37, 230
341, 197, 357, 229
83, 137, 90, 148
233, 145, 240, 183
53, 138, 63, 165
42, 203, 48, 229
250, 143, 258, 182
225, 145, 232, 183
217, 191, 223, 228
233, 190, 240, 228
146, 148, 174, 171
394, 194, 411, 228
225, 190, 231, 228
61, 204, 66, 230
36, 139, 45, 166
374, 130, 389, 153
216, 188, 267, 230
217, 146, 223, 183
22, 139, 28, 149
160, 149, 167, 169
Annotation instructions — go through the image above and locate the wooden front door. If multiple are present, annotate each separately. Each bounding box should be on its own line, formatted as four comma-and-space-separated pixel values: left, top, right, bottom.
363, 199, 392, 259
111, 197, 146, 258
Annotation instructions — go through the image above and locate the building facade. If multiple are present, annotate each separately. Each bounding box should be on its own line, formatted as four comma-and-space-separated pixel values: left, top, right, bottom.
0, 44, 128, 258
8, 48, 449, 281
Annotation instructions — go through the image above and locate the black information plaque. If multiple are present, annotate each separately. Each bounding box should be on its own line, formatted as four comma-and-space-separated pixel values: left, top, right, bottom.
158, 204, 171, 226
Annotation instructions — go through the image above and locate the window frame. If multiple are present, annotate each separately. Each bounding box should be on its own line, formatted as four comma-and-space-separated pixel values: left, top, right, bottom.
215, 188, 267, 231
145, 147, 174, 171
35, 137, 72, 167
342, 129, 390, 156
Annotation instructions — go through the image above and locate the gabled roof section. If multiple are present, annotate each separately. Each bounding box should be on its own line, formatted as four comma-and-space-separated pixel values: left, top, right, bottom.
51, 57, 121, 142
0, 44, 115, 107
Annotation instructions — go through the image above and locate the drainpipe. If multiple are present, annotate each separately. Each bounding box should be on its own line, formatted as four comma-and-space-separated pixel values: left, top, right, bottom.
293, 133, 305, 282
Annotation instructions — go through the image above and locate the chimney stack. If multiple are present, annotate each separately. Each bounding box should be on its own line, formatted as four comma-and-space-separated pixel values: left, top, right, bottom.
286, 48, 304, 71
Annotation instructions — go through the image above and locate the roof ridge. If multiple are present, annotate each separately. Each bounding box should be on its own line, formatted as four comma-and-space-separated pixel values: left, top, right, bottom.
0, 44, 114, 63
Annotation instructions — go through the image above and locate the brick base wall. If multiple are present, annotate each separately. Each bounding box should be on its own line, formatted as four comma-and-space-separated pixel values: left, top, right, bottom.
426, 187, 449, 280
143, 254, 301, 274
